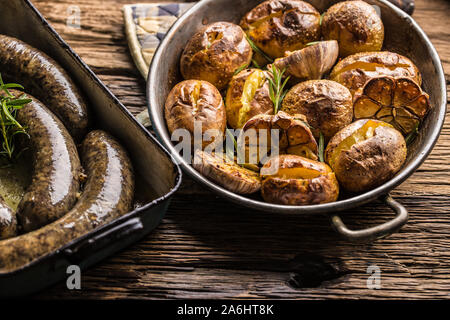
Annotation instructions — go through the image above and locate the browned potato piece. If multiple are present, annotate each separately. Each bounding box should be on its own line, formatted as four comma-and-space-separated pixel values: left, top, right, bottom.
165, 80, 226, 149
321, 1, 384, 57
272, 41, 339, 84
180, 22, 252, 90
225, 68, 274, 129
282, 80, 353, 141
330, 51, 421, 95
261, 154, 339, 205
240, 0, 321, 59
325, 119, 407, 193
193, 150, 261, 194
353, 76, 431, 135
240, 111, 318, 163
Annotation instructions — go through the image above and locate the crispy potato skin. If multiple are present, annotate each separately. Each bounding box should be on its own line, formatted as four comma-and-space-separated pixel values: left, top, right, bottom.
193, 150, 261, 194
322, 1, 384, 57
165, 80, 226, 149
240, 0, 321, 59
330, 51, 421, 95
325, 119, 407, 193
180, 22, 252, 90
282, 80, 353, 141
225, 68, 274, 129
261, 155, 339, 205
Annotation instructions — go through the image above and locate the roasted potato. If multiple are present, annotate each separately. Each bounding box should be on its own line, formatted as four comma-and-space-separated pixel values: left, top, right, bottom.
325, 119, 407, 193
330, 51, 421, 95
240, 111, 319, 164
321, 1, 384, 57
165, 80, 226, 149
225, 68, 274, 129
272, 41, 339, 84
282, 80, 353, 141
193, 150, 261, 194
353, 76, 431, 135
260, 154, 339, 205
240, 0, 321, 59
180, 22, 252, 90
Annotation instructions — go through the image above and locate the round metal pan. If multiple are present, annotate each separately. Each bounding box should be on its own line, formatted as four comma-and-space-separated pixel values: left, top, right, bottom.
147, 0, 446, 241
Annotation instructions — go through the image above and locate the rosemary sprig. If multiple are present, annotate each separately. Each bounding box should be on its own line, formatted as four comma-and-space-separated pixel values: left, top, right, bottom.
318, 132, 325, 163
245, 35, 273, 65
405, 122, 420, 146
267, 64, 290, 114
225, 128, 238, 162
233, 63, 250, 76
0, 73, 30, 161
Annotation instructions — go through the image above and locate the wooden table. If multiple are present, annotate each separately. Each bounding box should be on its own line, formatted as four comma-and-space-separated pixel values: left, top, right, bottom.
35, 0, 450, 299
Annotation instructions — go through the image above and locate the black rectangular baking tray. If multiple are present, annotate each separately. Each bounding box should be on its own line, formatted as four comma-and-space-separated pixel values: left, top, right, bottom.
0, 0, 182, 297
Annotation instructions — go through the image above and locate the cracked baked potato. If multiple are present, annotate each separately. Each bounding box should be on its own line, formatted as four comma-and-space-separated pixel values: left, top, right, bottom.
164, 80, 226, 149
180, 22, 252, 90
225, 68, 274, 129
240, 0, 321, 60
261, 154, 339, 205
325, 119, 407, 193
321, 0, 384, 57
282, 80, 353, 141
330, 51, 421, 95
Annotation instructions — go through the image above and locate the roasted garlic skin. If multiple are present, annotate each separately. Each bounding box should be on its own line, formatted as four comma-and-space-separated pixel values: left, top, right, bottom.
240, 111, 319, 163
225, 68, 273, 129
193, 150, 261, 194
180, 22, 252, 90
325, 119, 407, 193
321, 0, 384, 57
282, 80, 353, 141
164, 80, 226, 149
330, 51, 421, 95
261, 154, 339, 205
272, 41, 339, 84
240, 0, 321, 59
353, 76, 431, 135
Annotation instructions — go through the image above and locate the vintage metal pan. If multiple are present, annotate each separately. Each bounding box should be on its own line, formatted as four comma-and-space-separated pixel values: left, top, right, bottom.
0, 0, 181, 296
147, 0, 446, 241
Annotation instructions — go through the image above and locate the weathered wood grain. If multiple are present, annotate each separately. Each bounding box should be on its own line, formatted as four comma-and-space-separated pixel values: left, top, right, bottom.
32, 0, 450, 299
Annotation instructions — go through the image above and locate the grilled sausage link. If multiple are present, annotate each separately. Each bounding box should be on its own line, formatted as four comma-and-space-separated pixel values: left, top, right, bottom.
15, 91, 82, 232
0, 130, 135, 272
0, 196, 17, 240
0, 34, 89, 140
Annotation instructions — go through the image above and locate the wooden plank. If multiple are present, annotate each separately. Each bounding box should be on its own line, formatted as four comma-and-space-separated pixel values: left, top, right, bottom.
30, 0, 450, 299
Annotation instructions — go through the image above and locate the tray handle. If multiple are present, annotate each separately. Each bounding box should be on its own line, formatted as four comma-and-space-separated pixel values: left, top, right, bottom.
64, 217, 144, 264
330, 194, 408, 242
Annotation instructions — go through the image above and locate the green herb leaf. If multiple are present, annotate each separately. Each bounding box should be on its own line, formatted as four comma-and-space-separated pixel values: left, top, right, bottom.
245, 35, 273, 64
318, 132, 325, 163
405, 122, 420, 146
233, 63, 249, 76
0, 73, 30, 161
267, 64, 290, 114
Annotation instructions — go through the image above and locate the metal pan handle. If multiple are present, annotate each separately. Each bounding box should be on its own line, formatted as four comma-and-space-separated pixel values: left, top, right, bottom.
330, 194, 408, 242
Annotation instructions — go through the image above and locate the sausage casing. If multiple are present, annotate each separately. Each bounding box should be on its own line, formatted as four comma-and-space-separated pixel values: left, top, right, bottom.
15, 92, 82, 232
0, 34, 89, 140
0, 130, 134, 272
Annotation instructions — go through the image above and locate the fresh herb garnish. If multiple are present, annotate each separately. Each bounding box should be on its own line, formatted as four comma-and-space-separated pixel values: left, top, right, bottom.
234, 63, 250, 76
405, 122, 420, 146
267, 64, 290, 114
319, 12, 325, 26
318, 132, 325, 163
245, 35, 273, 64
251, 59, 261, 69
0, 74, 30, 161
225, 128, 238, 161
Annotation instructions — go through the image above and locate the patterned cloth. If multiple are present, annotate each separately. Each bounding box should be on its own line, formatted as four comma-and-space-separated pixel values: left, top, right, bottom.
123, 2, 196, 79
